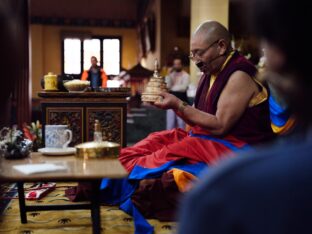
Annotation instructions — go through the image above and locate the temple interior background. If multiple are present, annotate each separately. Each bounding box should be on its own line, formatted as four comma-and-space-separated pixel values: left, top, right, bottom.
0, 0, 258, 143
1, 1, 310, 234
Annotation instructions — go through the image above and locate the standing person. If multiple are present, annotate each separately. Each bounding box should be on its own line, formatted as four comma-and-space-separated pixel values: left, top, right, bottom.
165, 58, 190, 130
81, 56, 108, 90
178, 0, 312, 233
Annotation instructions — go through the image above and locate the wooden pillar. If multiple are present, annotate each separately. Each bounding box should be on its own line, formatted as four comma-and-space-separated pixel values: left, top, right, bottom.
0, 0, 31, 127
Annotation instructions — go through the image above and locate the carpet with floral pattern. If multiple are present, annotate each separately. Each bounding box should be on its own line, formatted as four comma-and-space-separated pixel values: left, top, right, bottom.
0, 183, 176, 234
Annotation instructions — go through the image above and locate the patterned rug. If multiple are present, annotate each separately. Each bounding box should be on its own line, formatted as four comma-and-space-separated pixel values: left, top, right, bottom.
0, 183, 16, 215
0, 183, 176, 234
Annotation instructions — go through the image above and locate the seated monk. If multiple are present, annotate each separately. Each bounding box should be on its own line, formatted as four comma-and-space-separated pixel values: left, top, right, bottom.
67, 21, 275, 233
120, 20, 274, 172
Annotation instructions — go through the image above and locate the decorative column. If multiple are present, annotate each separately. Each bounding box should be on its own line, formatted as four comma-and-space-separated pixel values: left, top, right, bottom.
190, 0, 229, 84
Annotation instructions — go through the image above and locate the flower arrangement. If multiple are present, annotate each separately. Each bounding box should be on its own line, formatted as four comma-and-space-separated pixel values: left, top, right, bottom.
0, 125, 32, 159
0, 121, 43, 159
22, 121, 43, 152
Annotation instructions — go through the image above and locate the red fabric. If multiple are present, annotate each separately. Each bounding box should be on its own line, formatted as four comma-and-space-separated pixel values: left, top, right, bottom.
119, 52, 271, 173
119, 128, 245, 172
131, 171, 181, 221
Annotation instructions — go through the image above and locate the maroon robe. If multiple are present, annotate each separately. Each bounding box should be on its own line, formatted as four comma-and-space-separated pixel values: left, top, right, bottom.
193, 50, 275, 144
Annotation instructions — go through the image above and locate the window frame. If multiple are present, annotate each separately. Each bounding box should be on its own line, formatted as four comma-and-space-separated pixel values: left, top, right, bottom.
61, 35, 122, 79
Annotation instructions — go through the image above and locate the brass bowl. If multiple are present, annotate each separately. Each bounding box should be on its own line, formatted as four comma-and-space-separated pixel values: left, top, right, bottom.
63, 79, 90, 93
75, 141, 120, 159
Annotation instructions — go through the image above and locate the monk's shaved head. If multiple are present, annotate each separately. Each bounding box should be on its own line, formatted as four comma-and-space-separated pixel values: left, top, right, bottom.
193, 21, 231, 46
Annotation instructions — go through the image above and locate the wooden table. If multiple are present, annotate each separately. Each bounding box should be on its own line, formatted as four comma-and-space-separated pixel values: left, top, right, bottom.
0, 152, 128, 234
38, 89, 130, 147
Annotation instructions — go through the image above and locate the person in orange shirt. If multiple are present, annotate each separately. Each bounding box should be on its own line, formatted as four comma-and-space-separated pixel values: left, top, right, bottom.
81, 56, 108, 90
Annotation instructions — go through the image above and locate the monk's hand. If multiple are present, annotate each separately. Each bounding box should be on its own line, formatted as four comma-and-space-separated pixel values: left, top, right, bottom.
153, 92, 180, 110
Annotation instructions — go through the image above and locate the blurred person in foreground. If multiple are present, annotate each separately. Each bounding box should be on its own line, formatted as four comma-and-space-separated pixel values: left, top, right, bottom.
178, 0, 312, 233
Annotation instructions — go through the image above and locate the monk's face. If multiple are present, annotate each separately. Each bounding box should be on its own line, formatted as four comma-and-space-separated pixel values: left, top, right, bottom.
190, 33, 226, 74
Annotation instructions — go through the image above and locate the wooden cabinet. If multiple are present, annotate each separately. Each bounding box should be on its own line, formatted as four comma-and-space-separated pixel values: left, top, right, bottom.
38, 89, 130, 147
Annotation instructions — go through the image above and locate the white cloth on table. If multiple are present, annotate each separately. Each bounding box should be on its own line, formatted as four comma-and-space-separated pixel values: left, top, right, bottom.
13, 163, 67, 175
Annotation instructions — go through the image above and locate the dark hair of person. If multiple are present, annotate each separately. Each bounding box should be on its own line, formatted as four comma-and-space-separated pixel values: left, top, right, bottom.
173, 57, 183, 63
249, 0, 312, 124
91, 56, 98, 61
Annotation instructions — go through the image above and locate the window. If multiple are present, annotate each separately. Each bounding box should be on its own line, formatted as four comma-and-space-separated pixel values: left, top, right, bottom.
103, 39, 120, 75
64, 38, 81, 74
83, 39, 101, 71
62, 36, 121, 78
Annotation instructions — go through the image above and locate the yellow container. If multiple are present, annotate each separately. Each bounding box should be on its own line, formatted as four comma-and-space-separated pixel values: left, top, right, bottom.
44, 72, 58, 91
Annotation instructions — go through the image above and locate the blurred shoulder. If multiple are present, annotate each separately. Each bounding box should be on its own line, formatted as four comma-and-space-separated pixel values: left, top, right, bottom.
188, 138, 312, 201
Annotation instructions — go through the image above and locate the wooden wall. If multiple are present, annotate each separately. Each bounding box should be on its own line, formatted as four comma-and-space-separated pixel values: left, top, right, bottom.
0, 0, 31, 128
